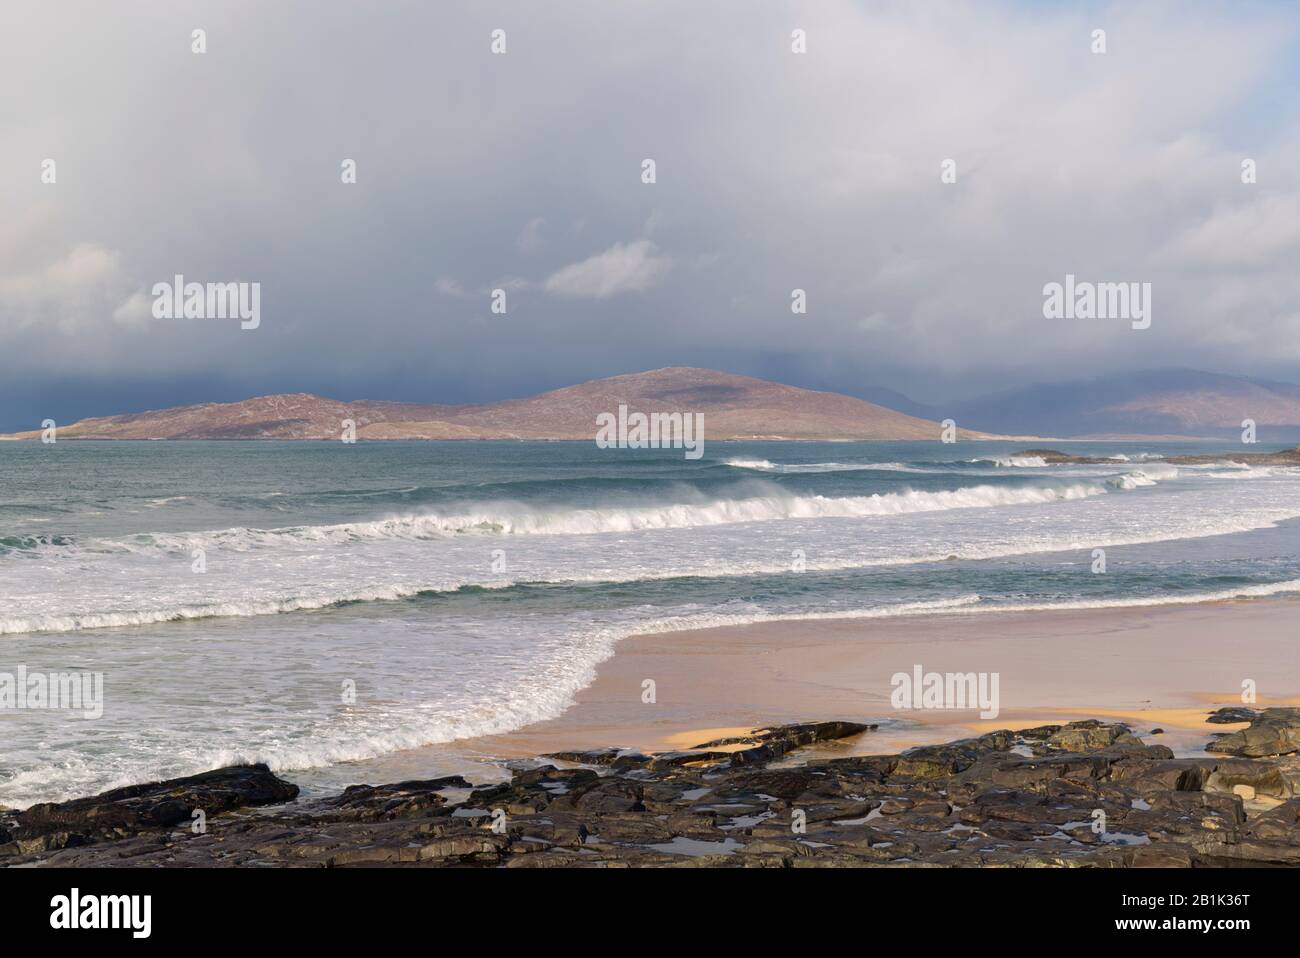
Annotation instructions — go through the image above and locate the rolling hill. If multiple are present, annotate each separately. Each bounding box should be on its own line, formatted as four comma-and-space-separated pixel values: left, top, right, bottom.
1, 368, 994, 442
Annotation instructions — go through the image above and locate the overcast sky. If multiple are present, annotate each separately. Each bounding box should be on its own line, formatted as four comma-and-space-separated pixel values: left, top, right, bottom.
2, 0, 1299, 429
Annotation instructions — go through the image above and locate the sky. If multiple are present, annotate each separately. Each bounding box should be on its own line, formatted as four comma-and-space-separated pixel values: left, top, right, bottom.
2, 0, 1300, 430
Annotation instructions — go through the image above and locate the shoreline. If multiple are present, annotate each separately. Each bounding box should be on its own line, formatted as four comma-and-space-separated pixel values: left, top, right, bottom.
7, 707, 1300, 867
6, 593, 1299, 812
6, 595, 1300, 866
450, 596, 1300, 766
244, 593, 1300, 800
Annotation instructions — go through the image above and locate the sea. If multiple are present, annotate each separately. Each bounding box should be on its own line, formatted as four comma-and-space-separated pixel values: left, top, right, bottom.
2, 438, 1298, 809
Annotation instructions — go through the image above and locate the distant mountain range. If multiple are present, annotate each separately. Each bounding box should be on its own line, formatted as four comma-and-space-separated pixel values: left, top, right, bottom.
5, 366, 1299, 442
0, 368, 994, 441
942, 369, 1300, 441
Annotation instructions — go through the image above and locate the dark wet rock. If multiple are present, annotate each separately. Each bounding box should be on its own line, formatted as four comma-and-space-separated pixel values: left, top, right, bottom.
886, 732, 1016, 780
1245, 799, 1300, 843
1206, 707, 1300, 757
544, 747, 652, 769
4, 764, 298, 854
318, 776, 474, 822
723, 768, 820, 800
611, 722, 874, 772
561, 779, 645, 814
646, 750, 735, 770
1047, 720, 1143, 751
1203, 759, 1295, 799
13, 718, 1300, 867
1011, 449, 1097, 464
462, 765, 596, 813
1127, 845, 1195, 867
690, 720, 874, 754
1207, 707, 1260, 725
1107, 758, 1210, 794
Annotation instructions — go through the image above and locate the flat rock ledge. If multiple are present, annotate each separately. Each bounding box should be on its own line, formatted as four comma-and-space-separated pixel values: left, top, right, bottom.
6, 715, 1300, 867
1206, 707, 1300, 758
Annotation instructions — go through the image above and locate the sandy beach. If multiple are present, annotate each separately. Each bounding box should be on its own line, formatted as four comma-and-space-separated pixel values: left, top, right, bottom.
459, 597, 1300, 765
14, 595, 1300, 869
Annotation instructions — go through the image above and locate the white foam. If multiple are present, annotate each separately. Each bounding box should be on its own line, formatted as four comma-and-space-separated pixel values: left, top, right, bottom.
988, 456, 1049, 468
6, 573, 1300, 807
1106, 466, 1179, 489
12, 470, 1298, 638
626, 578, 1300, 634
1204, 467, 1276, 479
723, 458, 923, 474
0, 583, 501, 635
1109, 452, 1164, 462
86, 479, 1125, 553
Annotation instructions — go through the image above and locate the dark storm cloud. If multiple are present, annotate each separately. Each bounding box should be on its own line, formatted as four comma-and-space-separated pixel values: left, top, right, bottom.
2, 0, 1299, 428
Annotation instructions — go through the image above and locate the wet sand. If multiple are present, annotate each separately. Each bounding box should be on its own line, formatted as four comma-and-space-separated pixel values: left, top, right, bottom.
315, 597, 1300, 796
456, 598, 1300, 763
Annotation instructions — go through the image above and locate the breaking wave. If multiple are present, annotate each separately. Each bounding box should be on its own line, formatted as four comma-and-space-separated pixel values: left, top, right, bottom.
64, 480, 1137, 555
721, 457, 924, 473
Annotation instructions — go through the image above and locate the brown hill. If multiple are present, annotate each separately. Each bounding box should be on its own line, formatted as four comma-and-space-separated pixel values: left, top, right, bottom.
0, 368, 995, 441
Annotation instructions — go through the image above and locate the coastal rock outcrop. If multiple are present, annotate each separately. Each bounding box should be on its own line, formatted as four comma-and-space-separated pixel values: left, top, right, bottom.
1206, 707, 1300, 758
317, 776, 474, 822
1, 764, 298, 855
8, 714, 1300, 867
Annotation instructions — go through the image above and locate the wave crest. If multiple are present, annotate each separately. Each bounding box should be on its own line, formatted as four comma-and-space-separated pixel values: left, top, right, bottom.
92, 480, 1124, 554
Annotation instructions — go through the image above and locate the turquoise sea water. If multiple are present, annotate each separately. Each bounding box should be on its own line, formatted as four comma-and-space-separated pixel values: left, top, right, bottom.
1, 438, 1298, 807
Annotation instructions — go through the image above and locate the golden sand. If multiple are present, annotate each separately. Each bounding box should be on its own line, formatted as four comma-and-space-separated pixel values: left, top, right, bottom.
445, 598, 1300, 765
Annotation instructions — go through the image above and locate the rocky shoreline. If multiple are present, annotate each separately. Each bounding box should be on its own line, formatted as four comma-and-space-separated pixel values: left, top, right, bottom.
5, 710, 1300, 867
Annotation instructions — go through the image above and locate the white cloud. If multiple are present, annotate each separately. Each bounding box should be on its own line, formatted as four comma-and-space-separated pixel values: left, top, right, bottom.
111, 290, 155, 328
2, 0, 1300, 395
543, 240, 670, 299
1158, 194, 1300, 270
0, 243, 131, 334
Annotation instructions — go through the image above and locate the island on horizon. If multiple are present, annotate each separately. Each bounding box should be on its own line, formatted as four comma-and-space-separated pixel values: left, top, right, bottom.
11, 365, 1300, 443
